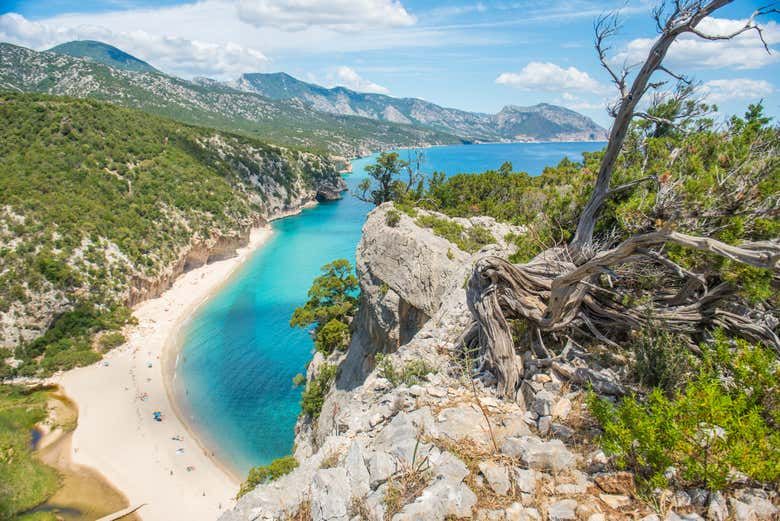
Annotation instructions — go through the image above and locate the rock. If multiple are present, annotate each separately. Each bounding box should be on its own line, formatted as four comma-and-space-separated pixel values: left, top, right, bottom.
555, 470, 588, 495
431, 451, 469, 483
551, 398, 572, 420
479, 461, 511, 496
436, 405, 491, 445
548, 499, 578, 521
673, 490, 691, 508
311, 468, 351, 521
587, 515, 606, 521
599, 494, 631, 509
496, 503, 541, 521
640, 515, 661, 521
594, 472, 635, 495
550, 423, 574, 442
731, 491, 779, 520
532, 390, 555, 416
707, 492, 728, 521
513, 468, 538, 494
368, 451, 396, 488
394, 476, 477, 520
501, 436, 575, 472
537, 415, 552, 436
344, 441, 370, 498
688, 488, 709, 507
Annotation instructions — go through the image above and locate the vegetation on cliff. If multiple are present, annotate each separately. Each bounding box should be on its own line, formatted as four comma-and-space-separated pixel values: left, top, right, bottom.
0, 93, 338, 376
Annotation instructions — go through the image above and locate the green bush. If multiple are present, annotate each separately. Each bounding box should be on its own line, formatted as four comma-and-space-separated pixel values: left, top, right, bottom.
414, 215, 495, 253
630, 326, 694, 394
588, 339, 780, 491
98, 331, 126, 350
300, 364, 338, 418
385, 208, 401, 227
238, 455, 298, 497
290, 259, 358, 355
314, 319, 350, 355
376, 354, 433, 388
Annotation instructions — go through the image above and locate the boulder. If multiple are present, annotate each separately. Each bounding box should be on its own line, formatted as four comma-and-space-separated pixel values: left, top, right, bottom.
548, 499, 578, 521
478, 461, 511, 496
501, 436, 575, 472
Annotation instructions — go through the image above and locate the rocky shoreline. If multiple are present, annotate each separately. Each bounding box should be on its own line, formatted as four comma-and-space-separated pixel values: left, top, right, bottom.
223, 204, 778, 521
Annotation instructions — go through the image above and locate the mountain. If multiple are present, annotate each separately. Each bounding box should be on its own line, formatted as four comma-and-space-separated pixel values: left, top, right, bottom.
0, 92, 346, 376
0, 43, 459, 157
232, 72, 608, 142
48, 40, 159, 73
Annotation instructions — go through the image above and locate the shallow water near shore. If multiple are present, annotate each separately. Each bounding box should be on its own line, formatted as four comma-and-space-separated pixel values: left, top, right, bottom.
175, 141, 605, 477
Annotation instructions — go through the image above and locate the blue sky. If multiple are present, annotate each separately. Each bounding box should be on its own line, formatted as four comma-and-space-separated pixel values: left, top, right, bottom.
1, 0, 778, 126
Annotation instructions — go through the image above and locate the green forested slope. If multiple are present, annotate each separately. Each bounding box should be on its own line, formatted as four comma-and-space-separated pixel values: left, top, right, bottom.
0, 92, 338, 376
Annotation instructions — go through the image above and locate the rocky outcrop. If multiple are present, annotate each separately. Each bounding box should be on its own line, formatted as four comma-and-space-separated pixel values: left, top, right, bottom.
223, 204, 778, 521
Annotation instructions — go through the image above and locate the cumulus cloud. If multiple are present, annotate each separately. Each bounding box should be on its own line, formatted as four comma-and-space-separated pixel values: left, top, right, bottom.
700, 78, 774, 104
327, 66, 390, 94
236, 0, 415, 32
0, 12, 269, 78
495, 61, 608, 95
617, 17, 779, 70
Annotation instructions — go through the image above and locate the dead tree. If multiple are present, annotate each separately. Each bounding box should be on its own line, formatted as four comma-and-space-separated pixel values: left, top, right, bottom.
462, 0, 780, 398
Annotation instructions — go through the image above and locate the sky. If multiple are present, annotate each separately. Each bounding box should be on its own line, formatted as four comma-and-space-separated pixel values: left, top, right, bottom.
1, 0, 778, 126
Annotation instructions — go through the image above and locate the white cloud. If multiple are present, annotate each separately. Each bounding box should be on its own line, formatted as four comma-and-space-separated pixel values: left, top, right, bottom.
236, 0, 415, 32
700, 78, 774, 104
327, 66, 390, 94
558, 92, 605, 111
495, 61, 608, 95
0, 12, 269, 78
617, 17, 779, 70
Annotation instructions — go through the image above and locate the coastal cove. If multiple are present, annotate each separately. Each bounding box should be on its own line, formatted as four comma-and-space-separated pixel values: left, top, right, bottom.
173, 140, 606, 478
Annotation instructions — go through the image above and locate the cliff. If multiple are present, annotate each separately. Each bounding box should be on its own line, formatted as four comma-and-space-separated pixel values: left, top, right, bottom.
223, 205, 778, 521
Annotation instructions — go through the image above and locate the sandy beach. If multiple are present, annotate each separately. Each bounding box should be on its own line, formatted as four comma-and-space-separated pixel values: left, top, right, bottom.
54, 226, 273, 521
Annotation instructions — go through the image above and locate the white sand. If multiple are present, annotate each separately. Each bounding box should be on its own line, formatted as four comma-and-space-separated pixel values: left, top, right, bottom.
55, 226, 273, 521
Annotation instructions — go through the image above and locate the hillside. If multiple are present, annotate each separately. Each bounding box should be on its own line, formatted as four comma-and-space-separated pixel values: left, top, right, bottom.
0, 93, 346, 377
48, 40, 159, 73
0, 43, 459, 157
232, 72, 608, 142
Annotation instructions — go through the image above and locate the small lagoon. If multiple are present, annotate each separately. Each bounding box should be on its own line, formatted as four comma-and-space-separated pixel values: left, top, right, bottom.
174, 141, 605, 476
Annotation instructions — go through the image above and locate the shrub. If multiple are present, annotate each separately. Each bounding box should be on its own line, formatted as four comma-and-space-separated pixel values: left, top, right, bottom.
291, 373, 306, 387
300, 363, 337, 418
414, 215, 495, 253
385, 208, 401, 227
239, 455, 298, 497
588, 340, 780, 492
376, 354, 433, 388
314, 319, 350, 355
98, 331, 126, 351
630, 326, 694, 394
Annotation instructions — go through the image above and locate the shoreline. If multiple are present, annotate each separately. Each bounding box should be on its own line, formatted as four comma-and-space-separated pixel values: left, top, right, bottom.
54, 225, 274, 521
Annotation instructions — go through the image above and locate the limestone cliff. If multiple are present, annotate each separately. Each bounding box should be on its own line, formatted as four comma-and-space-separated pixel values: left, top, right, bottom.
222, 205, 778, 521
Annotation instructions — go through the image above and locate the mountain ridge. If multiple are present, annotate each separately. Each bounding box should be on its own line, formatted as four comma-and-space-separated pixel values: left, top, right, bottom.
231, 71, 608, 143
0, 42, 459, 157
48, 40, 159, 74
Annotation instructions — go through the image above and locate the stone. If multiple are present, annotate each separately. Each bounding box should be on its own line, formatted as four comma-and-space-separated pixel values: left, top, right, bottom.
736, 490, 778, 519
344, 441, 371, 498
478, 461, 511, 496
505, 503, 542, 521
310, 468, 351, 521
550, 423, 574, 442
673, 490, 691, 508
640, 516, 661, 521
513, 468, 538, 494
594, 472, 635, 495
368, 451, 396, 488
532, 390, 555, 417
688, 488, 709, 507
436, 405, 490, 445
599, 494, 631, 509
501, 436, 575, 472
551, 398, 572, 420
548, 499, 578, 521
395, 477, 477, 520
537, 415, 552, 436
707, 492, 728, 521
431, 451, 469, 483
587, 515, 606, 521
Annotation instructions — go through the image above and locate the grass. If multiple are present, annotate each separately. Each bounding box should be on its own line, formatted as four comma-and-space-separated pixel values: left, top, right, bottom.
414, 214, 494, 253
0, 385, 60, 519
239, 455, 299, 498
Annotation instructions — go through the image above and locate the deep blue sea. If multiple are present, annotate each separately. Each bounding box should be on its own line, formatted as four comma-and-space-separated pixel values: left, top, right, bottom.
174, 141, 605, 476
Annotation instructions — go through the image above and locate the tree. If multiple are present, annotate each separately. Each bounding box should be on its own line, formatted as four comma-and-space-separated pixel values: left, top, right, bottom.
461, 0, 780, 398
356, 150, 425, 205
291, 259, 359, 354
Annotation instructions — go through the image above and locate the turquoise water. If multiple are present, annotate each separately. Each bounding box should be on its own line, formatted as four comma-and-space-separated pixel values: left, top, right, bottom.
174, 141, 605, 476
